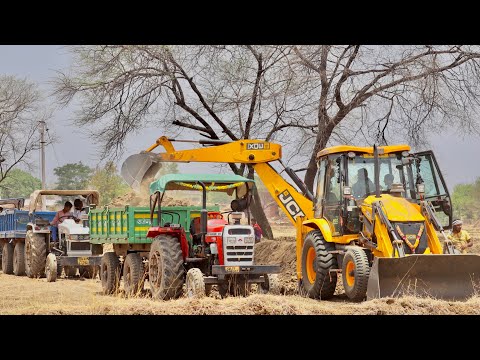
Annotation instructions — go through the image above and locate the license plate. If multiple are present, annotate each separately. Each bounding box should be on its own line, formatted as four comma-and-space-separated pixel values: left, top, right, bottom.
77, 257, 89, 265
225, 266, 240, 273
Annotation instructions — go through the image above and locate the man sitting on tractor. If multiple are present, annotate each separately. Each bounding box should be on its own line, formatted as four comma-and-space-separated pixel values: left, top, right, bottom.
73, 199, 86, 223
50, 201, 73, 242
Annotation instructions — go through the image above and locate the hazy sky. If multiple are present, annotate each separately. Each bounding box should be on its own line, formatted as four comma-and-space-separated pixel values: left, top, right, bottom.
0, 45, 479, 191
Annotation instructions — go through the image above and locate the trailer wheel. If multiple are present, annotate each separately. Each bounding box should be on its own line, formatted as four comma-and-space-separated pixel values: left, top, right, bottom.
149, 236, 184, 300
2, 242, 14, 274
45, 253, 57, 282
258, 273, 281, 295
123, 253, 144, 297
301, 230, 337, 299
101, 252, 121, 295
25, 230, 46, 278
13, 242, 26, 276
186, 268, 206, 298
342, 248, 370, 302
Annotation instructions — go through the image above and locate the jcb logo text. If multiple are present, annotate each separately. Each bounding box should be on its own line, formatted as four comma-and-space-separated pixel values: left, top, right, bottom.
278, 190, 305, 220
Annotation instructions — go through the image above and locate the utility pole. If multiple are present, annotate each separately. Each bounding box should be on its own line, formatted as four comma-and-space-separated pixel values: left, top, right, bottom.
39, 121, 47, 210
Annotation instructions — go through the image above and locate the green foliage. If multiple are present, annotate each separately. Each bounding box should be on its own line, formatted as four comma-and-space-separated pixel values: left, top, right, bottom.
89, 161, 129, 205
451, 178, 480, 221
0, 169, 42, 198
54, 162, 93, 190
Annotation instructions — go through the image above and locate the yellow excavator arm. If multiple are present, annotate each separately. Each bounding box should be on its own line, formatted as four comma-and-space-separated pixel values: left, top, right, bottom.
122, 136, 314, 225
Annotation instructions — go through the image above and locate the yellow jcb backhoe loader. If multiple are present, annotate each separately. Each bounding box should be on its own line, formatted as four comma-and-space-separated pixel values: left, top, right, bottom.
121, 136, 480, 301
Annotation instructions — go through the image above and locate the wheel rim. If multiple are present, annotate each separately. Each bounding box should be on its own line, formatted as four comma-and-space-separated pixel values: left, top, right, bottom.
306, 247, 317, 284
345, 260, 355, 287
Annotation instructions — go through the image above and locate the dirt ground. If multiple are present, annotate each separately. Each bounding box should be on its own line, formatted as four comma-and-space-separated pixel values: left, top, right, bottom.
1, 224, 479, 315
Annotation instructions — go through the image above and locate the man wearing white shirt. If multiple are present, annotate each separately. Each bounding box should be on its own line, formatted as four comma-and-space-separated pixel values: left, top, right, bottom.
73, 199, 86, 223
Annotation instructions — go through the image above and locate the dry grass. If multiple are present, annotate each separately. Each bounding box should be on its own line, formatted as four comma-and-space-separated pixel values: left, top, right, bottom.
1, 223, 480, 314
2, 273, 480, 315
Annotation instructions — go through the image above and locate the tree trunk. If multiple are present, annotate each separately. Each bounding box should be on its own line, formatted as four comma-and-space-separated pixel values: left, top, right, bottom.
246, 165, 274, 240
304, 122, 332, 193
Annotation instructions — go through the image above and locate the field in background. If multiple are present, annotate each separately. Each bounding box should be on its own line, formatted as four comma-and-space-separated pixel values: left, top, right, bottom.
1, 223, 479, 315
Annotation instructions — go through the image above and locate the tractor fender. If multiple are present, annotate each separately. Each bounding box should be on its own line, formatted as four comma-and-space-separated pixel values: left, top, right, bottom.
302, 219, 333, 242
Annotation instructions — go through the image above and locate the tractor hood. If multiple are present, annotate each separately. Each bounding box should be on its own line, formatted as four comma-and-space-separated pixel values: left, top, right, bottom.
362, 194, 424, 222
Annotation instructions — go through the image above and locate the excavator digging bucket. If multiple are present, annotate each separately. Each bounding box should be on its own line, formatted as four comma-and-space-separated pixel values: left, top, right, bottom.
366, 255, 480, 301
121, 153, 163, 192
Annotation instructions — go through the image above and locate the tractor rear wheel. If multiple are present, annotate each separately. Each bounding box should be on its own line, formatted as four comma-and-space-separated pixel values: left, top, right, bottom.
258, 274, 280, 295
342, 248, 370, 302
45, 253, 57, 282
25, 230, 46, 278
301, 230, 337, 299
186, 268, 206, 298
13, 242, 26, 276
101, 252, 121, 295
148, 236, 184, 300
123, 253, 144, 297
2, 243, 14, 274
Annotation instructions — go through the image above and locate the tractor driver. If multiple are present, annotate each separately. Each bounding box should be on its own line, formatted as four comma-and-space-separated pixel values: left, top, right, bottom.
73, 199, 86, 223
352, 168, 375, 199
50, 201, 73, 242
383, 173, 394, 191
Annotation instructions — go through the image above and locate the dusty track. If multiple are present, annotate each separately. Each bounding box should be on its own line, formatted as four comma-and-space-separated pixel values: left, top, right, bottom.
0, 224, 479, 315
1, 274, 480, 314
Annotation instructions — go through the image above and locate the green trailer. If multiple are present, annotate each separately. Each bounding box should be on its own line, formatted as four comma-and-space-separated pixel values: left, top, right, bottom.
89, 205, 219, 248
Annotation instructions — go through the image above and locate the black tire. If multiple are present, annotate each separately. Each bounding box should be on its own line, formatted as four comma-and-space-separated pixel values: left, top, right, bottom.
13, 242, 26, 276
64, 266, 77, 278
45, 253, 57, 282
258, 273, 281, 295
148, 236, 184, 300
25, 230, 46, 278
301, 230, 337, 299
101, 252, 121, 295
205, 284, 212, 297
342, 247, 370, 302
123, 253, 144, 297
2, 243, 14, 274
186, 268, 206, 298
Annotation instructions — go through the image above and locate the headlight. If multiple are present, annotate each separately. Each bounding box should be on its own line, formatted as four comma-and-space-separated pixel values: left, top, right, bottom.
226, 236, 236, 244
69, 235, 78, 240
244, 236, 255, 244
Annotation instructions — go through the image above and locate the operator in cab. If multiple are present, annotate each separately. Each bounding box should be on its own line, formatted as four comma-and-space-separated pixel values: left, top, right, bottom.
352, 168, 375, 198
50, 201, 73, 242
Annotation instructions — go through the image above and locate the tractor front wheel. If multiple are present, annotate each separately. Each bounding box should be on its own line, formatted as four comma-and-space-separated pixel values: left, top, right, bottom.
45, 253, 58, 282
185, 268, 206, 298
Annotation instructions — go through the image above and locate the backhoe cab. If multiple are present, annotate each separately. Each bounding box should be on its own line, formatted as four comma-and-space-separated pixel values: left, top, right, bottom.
121, 136, 480, 301
305, 144, 479, 301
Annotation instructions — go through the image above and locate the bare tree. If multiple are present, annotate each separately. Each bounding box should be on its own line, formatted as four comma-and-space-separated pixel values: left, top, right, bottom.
290, 45, 480, 190
53, 45, 480, 235
0, 75, 50, 185
54, 45, 310, 238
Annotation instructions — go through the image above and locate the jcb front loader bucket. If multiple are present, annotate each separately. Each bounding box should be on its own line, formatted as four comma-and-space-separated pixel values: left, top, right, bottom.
121, 153, 163, 191
366, 255, 480, 301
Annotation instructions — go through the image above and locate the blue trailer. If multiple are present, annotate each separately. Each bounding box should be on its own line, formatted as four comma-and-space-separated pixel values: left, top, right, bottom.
0, 198, 56, 276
